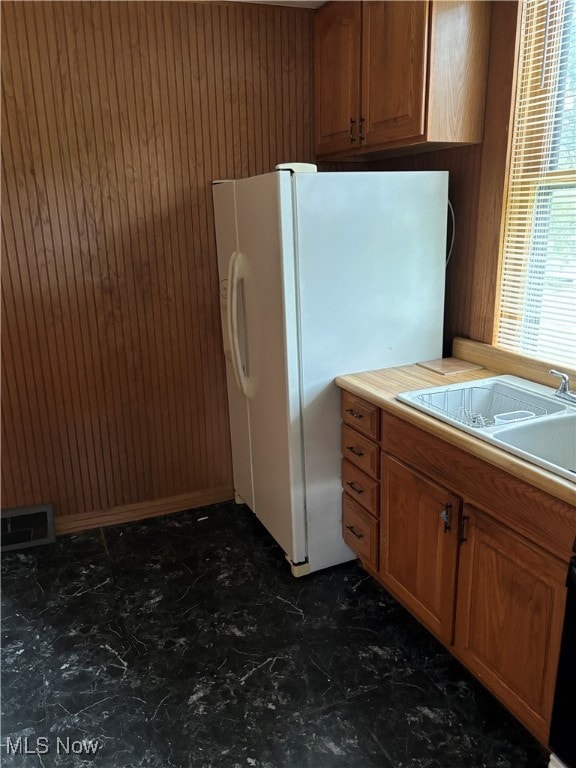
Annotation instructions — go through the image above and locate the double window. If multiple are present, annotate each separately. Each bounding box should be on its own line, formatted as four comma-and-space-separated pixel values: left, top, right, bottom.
495, 0, 576, 367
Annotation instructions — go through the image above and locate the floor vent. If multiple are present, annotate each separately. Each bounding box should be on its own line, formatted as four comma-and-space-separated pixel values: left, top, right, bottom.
1, 504, 55, 552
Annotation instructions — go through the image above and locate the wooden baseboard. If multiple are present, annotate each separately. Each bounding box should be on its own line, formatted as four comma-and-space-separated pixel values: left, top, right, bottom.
55, 486, 234, 535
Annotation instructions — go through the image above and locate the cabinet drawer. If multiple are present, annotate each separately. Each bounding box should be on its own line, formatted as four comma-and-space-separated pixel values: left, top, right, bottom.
342, 460, 379, 518
343, 494, 379, 571
342, 424, 380, 478
342, 391, 380, 441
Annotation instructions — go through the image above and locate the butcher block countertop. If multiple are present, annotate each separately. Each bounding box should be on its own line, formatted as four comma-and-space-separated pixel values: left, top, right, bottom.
335, 348, 576, 508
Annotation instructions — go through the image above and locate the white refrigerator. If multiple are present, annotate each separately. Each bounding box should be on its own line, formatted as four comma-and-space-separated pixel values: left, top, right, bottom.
212, 164, 448, 576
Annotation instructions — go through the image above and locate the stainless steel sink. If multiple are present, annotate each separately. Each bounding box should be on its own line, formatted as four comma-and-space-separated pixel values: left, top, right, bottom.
397, 375, 575, 481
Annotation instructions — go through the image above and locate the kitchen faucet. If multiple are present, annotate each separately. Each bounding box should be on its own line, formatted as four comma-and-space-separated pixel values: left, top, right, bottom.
549, 370, 576, 404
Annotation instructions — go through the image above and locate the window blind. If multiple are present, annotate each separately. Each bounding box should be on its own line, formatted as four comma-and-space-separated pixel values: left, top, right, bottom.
495, 0, 576, 367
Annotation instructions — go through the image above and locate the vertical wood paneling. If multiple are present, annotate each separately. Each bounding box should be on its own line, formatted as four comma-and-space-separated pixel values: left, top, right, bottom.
1, 1, 314, 529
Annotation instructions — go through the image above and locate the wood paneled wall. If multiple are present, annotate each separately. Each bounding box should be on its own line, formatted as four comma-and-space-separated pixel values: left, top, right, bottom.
1, 1, 314, 532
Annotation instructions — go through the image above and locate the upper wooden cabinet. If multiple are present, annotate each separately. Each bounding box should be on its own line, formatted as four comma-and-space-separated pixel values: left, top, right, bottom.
314, 2, 361, 156
361, 2, 428, 148
314, 1, 492, 159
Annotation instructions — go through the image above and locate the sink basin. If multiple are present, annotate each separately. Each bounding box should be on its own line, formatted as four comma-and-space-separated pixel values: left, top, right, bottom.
491, 412, 576, 481
397, 375, 575, 482
397, 376, 566, 429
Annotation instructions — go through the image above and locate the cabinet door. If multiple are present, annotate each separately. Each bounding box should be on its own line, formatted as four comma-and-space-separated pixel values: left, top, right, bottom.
380, 455, 460, 644
361, 1, 428, 147
455, 506, 567, 744
314, 2, 361, 156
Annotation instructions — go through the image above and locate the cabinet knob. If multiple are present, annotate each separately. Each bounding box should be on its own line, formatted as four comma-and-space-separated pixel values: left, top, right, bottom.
458, 514, 469, 545
440, 505, 451, 533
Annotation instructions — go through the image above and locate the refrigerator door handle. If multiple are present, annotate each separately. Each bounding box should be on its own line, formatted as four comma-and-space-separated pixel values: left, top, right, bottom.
227, 251, 253, 398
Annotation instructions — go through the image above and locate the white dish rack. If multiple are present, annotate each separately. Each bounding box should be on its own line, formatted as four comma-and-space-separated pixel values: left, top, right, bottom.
412, 386, 548, 429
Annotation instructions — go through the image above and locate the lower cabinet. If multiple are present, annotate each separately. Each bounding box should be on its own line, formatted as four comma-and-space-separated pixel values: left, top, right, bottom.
454, 505, 567, 743
341, 395, 381, 573
340, 390, 570, 747
380, 455, 460, 645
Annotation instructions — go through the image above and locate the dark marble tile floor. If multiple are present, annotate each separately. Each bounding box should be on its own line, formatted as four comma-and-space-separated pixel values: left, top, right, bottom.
1, 502, 550, 768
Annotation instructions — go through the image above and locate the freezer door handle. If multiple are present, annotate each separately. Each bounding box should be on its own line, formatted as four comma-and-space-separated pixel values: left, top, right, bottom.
227, 251, 253, 398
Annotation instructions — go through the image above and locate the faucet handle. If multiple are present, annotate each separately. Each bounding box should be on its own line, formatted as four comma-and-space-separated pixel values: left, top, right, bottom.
549, 369, 570, 393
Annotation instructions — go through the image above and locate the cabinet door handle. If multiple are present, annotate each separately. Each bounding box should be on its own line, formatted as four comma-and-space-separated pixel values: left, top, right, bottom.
359, 116, 365, 144
346, 446, 364, 458
440, 504, 451, 533
346, 524, 364, 540
458, 514, 469, 545
345, 408, 364, 420
346, 481, 365, 495
350, 117, 356, 143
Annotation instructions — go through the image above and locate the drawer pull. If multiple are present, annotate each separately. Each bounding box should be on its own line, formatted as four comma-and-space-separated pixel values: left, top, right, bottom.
346, 446, 364, 458
346, 481, 365, 495
346, 524, 364, 540
345, 408, 364, 420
